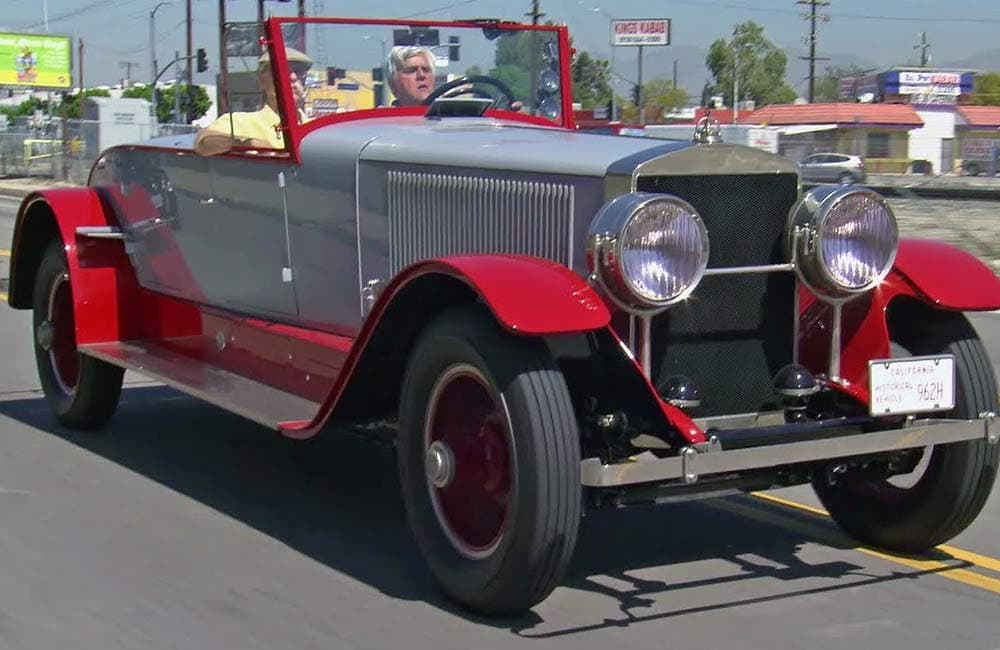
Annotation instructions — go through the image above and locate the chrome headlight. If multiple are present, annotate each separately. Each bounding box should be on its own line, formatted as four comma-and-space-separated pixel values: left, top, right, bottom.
787, 185, 898, 301
587, 192, 710, 311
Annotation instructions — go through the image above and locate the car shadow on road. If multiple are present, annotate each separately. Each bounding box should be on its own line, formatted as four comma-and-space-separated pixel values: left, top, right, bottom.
0, 386, 976, 635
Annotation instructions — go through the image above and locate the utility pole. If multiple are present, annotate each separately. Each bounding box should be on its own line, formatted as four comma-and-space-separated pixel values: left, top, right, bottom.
219, 0, 228, 115
526, 1, 544, 114
151, 1, 171, 134
119, 60, 140, 87
298, 0, 307, 52
78, 38, 84, 92
733, 48, 739, 124
914, 32, 931, 67
797, 0, 830, 103
174, 50, 182, 124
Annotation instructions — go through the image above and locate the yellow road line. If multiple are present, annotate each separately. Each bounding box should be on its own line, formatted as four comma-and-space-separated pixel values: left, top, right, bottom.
748, 491, 1000, 593
0, 292, 7, 302
0, 249, 10, 257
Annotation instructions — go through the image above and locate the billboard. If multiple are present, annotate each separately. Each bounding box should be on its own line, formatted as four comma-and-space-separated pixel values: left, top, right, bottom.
611, 19, 671, 47
0, 32, 72, 89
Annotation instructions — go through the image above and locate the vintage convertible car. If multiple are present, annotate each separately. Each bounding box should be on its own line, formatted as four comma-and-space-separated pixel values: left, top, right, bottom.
7, 16, 1000, 614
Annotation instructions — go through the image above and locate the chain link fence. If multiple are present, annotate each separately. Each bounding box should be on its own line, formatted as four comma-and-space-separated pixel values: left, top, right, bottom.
0, 119, 198, 185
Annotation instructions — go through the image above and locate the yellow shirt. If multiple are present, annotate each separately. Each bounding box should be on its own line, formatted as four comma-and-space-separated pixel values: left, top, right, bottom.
201, 105, 285, 149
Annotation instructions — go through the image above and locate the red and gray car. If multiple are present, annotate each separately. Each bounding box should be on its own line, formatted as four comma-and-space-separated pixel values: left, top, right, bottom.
6, 15, 1000, 614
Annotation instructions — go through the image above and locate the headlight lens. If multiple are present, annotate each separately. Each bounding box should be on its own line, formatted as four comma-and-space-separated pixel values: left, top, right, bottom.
588, 193, 710, 311
788, 186, 898, 300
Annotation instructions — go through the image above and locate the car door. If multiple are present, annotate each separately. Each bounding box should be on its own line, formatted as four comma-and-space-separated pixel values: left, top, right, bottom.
799, 154, 823, 182
202, 156, 300, 318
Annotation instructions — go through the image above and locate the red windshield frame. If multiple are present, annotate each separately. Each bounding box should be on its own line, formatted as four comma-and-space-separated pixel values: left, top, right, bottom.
263, 16, 576, 163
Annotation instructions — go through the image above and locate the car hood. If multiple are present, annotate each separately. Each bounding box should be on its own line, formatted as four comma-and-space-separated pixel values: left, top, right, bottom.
300, 116, 694, 178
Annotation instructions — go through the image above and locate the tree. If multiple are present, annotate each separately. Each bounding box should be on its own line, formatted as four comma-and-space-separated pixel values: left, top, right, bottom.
0, 95, 48, 126
814, 65, 870, 103
972, 72, 1000, 106
57, 88, 111, 119
643, 78, 688, 115
705, 20, 797, 107
571, 51, 612, 109
122, 83, 210, 123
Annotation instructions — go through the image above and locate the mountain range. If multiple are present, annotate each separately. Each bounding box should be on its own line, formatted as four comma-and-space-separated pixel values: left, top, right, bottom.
605, 45, 1000, 103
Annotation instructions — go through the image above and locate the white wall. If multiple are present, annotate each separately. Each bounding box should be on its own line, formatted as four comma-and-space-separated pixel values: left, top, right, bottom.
908, 107, 956, 174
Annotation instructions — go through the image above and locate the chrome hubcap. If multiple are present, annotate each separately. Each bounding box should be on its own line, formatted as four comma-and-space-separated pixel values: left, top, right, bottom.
425, 440, 455, 488
36, 320, 54, 351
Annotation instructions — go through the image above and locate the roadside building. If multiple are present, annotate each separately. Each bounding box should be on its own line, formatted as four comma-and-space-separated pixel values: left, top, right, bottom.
737, 103, 923, 172
955, 105, 1000, 175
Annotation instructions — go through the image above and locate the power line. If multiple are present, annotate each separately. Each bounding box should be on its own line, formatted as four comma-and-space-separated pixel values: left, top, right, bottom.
403, 0, 480, 18
659, 0, 1000, 23
18, 0, 143, 30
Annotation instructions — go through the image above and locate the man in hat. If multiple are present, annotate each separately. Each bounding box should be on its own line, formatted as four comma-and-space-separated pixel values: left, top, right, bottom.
194, 46, 312, 156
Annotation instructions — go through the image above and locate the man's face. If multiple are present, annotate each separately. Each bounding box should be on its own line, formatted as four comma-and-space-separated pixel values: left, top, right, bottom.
393, 54, 433, 105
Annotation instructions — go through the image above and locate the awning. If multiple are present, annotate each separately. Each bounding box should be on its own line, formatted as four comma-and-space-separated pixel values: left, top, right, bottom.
773, 124, 839, 135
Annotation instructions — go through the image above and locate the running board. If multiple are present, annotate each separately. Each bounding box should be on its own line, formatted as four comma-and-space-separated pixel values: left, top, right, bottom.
80, 340, 321, 430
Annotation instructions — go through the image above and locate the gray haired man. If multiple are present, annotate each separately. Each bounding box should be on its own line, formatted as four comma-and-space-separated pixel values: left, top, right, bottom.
386, 45, 436, 106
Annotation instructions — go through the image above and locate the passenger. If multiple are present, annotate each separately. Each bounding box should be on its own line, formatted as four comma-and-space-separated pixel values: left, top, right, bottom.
386, 45, 436, 106
194, 47, 312, 156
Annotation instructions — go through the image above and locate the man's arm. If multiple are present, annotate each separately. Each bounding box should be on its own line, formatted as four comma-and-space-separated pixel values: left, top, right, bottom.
193, 130, 272, 156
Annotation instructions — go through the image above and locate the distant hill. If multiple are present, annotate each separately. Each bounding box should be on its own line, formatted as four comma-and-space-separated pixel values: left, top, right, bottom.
937, 50, 1000, 72
596, 44, 995, 105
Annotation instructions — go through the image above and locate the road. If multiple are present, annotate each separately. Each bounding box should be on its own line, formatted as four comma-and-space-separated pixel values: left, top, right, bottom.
1, 193, 999, 650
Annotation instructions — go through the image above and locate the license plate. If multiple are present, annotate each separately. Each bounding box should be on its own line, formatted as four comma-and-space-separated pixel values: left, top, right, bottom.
868, 354, 955, 416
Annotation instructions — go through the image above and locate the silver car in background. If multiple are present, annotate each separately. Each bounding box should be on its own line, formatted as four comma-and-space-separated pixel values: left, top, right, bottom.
798, 152, 867, 184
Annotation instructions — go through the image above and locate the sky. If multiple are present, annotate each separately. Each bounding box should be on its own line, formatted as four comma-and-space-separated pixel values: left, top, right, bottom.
2, 0, 999, 90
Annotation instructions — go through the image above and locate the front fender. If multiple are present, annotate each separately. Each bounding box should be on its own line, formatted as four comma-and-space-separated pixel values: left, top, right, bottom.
892, 238, 1000, 310
279, 254, 611, 438
415, 255, 611, 335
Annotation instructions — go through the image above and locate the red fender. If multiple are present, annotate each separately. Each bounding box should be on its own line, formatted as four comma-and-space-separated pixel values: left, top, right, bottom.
892, 238, 1000, 310
798, 238, 1000, 406
280, 254, 611, 438
8, 188, 200, 345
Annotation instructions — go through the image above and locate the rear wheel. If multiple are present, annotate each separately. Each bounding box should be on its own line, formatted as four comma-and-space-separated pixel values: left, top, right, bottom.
813, 309, 999, 552
838, 172, 856, 185
397, 305, 581, 614
32, 241, 124, 429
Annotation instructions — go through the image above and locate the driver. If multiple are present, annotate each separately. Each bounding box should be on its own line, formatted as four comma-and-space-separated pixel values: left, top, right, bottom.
386, 46, 436, 106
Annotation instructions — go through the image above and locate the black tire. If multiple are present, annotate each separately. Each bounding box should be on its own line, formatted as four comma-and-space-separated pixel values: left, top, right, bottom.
32, 240, 124, 429
813, 310, 999, 552
397, 305, 581, 614
838, 172, 855, 185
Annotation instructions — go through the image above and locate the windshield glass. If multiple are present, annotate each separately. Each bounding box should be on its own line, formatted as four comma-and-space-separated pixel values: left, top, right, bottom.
262, 19, 566, 128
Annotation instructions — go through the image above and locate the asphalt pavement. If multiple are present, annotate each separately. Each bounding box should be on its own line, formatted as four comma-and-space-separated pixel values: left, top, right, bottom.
1, 191, 1000, 650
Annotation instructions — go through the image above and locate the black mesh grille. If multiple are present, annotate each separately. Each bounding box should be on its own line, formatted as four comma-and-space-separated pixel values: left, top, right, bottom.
636, 173, 800, 416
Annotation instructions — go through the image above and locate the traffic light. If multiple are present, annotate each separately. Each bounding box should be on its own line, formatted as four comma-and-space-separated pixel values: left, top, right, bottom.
196, 47, 208, 73
327, 66, 346, 85
632, 84, 641, 106
448, 35, 460, 62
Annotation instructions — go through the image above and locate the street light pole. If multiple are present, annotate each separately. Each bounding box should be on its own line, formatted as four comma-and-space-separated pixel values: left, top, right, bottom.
150, 1, 172, 134
590, 7, 618, 121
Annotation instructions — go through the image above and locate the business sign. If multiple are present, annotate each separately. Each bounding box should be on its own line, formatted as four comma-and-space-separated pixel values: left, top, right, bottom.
0, 32, 71, 89
899, 71, 961, 85
611, 19, 671, 47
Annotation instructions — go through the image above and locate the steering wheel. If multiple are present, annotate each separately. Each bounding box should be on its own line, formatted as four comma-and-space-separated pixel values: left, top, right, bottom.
422, 75, 516, 110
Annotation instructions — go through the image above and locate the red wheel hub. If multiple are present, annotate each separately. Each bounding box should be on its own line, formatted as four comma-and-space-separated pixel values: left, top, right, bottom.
425, 367, 511, 558
40, 273, 79, 394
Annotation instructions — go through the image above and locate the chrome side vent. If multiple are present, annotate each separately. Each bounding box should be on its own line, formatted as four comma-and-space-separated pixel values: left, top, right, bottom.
387, 171, 574, 276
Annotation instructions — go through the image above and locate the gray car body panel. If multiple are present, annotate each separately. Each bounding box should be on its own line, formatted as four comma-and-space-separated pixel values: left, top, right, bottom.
90, 116, 798, 335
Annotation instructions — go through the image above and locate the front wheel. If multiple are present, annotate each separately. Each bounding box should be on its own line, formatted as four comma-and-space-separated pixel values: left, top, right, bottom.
397, 305, 581, 614
32, 240, 124, 429
813, 308, 999, 552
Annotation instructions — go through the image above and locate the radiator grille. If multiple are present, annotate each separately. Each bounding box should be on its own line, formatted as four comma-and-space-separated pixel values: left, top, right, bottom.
636, 173, 800, 416
387, 171, 574, 276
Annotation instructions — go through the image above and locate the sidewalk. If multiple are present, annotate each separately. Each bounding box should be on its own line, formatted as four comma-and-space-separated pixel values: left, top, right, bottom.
0, 176, 78, 199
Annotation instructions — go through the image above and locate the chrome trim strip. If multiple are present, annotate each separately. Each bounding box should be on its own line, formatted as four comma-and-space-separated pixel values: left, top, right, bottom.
581, 416, 997, 487
830, 301, 843, 379
702, 263, 795, 276
356, 136, 378, 318
693, 411, 786, 430
76, 226, 124, 240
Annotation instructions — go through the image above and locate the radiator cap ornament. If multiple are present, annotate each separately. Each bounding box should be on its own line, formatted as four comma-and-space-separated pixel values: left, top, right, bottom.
693, 115, 723, 144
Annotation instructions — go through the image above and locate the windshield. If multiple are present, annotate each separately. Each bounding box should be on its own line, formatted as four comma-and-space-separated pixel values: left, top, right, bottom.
216, 17, 568, 153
